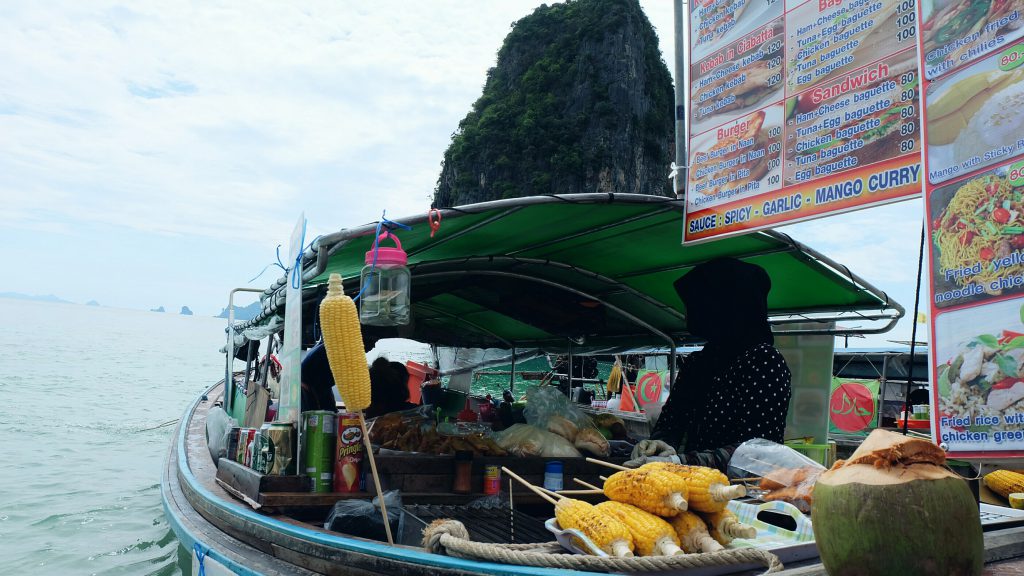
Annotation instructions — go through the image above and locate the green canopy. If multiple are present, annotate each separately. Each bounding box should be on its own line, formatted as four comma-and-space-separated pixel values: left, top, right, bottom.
242, 194, 902, 352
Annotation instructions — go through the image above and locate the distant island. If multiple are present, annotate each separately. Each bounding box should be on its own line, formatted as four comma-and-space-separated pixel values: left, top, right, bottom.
151, 306, 165, 313
216, 301, 261, 321
86, 300, 100, 307
0, 292, 73, 304
180, 306, 194, 316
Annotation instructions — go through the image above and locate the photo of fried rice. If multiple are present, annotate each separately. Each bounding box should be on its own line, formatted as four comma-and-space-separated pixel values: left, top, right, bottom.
936, 302, 1024, 431
931, 169, 1024, 294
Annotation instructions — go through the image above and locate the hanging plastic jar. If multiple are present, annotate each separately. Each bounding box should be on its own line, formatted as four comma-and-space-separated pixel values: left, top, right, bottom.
359, 232, 411, 326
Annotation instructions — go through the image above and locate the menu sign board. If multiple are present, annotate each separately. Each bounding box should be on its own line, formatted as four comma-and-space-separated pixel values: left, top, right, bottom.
919, 2, 1024, 458
684, 0, 924, 242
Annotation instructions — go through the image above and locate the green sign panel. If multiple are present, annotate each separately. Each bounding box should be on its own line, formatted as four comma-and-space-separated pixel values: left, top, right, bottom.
828, 377, 880, 437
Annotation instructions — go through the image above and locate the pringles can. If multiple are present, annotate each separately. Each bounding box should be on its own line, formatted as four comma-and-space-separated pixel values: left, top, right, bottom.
333, 413, 364, 492
264, 422, 296, 475
301, 411, 337, 492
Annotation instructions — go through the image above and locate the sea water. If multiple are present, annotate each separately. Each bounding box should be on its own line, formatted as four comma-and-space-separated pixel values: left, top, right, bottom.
0, 298, 226, 575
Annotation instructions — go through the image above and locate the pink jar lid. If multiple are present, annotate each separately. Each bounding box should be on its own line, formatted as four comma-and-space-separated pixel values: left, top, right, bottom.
365, 232, 408, 266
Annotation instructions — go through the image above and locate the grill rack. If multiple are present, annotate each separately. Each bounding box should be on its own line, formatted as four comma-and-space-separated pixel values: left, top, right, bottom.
403, 503, 552, 544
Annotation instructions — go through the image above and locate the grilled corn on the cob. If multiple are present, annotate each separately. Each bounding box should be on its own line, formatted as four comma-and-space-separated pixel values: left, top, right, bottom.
984, 470, 1024, 499
594, 501, 682, 556
607, 360, 623, 394
703, 509, 757, 545
319, 273, 372, 412
556, 498, 634, 557
642, 463, 745, 513
604, 468, 689, 517
670, 511, 724, 553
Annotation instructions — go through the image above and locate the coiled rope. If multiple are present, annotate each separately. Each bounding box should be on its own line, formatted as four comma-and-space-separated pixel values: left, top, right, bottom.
422, 519, 784, 574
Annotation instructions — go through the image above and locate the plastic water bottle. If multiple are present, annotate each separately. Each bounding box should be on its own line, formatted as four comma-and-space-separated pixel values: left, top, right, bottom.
543, 461, 564, 491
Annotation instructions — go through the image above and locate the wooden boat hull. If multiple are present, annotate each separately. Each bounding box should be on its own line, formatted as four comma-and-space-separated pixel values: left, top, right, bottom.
162, 384, 600, 576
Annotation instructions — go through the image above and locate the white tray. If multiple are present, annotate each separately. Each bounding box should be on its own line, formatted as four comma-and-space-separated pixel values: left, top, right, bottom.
544, 500, 819, 575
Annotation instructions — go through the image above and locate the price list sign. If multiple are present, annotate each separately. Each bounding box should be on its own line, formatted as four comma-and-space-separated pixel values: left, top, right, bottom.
919, 0, 1024, 458
684, 0, 923, 242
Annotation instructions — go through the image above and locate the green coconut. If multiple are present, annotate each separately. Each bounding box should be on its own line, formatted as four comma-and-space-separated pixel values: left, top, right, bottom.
811, 430, 983, 576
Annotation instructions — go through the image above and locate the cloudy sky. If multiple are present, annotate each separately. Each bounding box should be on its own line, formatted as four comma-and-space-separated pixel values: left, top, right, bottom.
0, 1, 925, 346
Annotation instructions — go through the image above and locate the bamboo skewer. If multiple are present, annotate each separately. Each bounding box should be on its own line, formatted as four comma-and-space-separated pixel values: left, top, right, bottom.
501, 467, 559, 505
358, 412, 393, 545
573, 478, 603, 491
555, 489, 603, 496
586, 457, 629, 471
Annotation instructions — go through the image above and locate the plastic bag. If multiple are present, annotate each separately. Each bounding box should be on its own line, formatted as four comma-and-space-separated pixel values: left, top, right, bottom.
728, 438, 825, 513
522, 386, 609, 456
493, 423, 581, 458
324, 490, 403, 542
205, 406, 237, 464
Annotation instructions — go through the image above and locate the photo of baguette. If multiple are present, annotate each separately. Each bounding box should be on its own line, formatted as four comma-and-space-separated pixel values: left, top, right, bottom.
786, 0, 905, 93
784, 53, 918, 184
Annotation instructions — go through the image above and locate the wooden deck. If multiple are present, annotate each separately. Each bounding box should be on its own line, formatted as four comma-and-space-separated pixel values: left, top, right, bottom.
165, 382, 1024, 576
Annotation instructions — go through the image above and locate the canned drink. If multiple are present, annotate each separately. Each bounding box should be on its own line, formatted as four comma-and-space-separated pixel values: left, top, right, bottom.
264, 422, 296, 475
235, 428, 252, 464
333, 413, 364, 492
483, 465, 501, 495
225, 426, 240, 463
301, 411, 337, 492
243, 428, 258, 468
251, 424, 276, 475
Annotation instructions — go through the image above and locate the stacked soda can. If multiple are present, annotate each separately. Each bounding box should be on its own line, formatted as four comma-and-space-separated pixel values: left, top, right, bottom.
301, 411, 337, 492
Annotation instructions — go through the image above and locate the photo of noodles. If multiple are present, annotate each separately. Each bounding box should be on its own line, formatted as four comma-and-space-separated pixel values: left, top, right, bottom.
931, 168, 1024, 303
935, 302, 1024, 434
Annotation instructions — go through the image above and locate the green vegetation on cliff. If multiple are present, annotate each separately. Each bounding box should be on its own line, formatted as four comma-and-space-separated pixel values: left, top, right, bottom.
434, 0, 674, 207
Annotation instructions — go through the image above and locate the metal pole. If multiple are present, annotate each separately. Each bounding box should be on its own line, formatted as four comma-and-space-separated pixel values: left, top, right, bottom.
509, 349, 517, 394
224, 288, 264, 415
673, 0, 688, 200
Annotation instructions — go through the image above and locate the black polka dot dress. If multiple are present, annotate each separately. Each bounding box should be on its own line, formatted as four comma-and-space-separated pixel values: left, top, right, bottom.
652, 343, 792, 467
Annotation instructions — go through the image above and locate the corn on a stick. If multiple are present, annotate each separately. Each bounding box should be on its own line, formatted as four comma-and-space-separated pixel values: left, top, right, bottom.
603, 469, 689, 516
670, 511, 724, 553
319, 273, 391, 544
703, 509, 757, 545
596, 501, 683, 556
503, 467, 635, 557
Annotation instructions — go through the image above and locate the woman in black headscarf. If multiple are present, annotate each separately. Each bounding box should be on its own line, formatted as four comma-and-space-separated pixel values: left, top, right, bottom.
626, 257, 792, 471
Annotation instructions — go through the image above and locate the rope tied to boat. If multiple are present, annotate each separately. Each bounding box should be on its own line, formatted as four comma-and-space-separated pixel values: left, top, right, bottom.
422, 519, 784, 574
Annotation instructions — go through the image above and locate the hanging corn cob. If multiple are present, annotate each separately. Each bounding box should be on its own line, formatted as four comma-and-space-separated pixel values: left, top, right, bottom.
319, 273, 371, 412
642, 462, 746, 513
702, 508, 757, 546
603, 468, 689, 517
984, 470, 1024, 499
607, 358, 623, 395
594, 501, 683, 556
318, 272, 391, 545
556, 499, 636, 557
670, 511, 724, 553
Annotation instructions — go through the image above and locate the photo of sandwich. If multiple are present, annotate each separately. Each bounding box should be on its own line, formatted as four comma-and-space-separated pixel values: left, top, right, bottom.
784, 53, 918, 184
921, 0, 1024, 75
786, 0, 906, 93
690, 19, 785, 135
688, 107, 783, 203
927, 59, 1024, 184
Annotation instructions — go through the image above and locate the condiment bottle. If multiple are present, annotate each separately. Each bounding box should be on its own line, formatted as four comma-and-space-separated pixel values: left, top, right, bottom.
543, 460, 564, 491
453, 450, 474, 494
